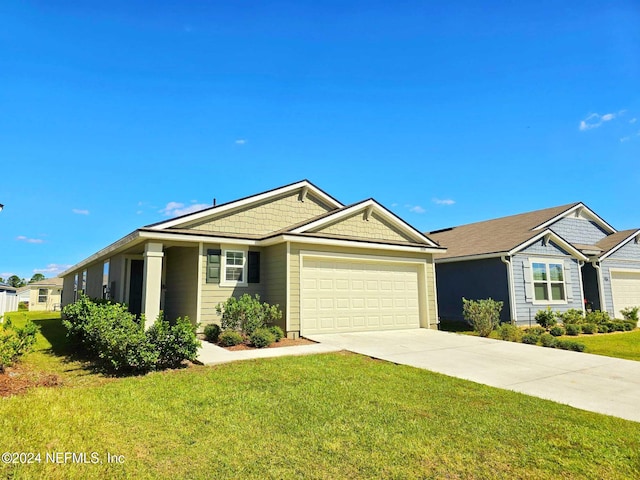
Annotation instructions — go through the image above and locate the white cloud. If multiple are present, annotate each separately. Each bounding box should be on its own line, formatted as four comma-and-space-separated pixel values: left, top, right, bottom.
433, 198, 456, 206
620, 136, 631, 143
579, 112, 618, 131
409, 205, 426, 214
235, 139, 247, 145
16, 235, 44, 244
33, 264, 72, 275
1, 272, 15, 278
160, 201, 209, 217
630, 118, 637, 124
72, 208, 90, 215
391, 203, 399, 207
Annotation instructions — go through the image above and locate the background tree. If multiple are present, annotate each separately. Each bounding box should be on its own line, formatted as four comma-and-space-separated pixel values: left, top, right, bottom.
7, 275, 26, 288
29, 273, 45, 283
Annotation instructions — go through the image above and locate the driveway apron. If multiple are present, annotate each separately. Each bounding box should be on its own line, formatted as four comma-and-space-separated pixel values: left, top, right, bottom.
306, 329, 640, 423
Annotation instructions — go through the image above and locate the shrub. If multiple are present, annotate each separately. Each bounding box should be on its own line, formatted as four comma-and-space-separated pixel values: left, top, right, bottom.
0, 319, 40, 373
558, 309, 584, 325
597, 324, 609, 333
250, 327, 276, 348
521, 333, 539, 345
540, 333, 557, 348
581, 323, 596, 334
219, 330, 243, 347
268, 325, 284, 342
622, 320, 636, 331
204, 323, 221, 343
146, 315, 200, 370
535, 308, 557, 329
497, 323, 522, 342
549, 325, 565, 337
565, 324, 581, 336
216, 294, 283, 337
18, 302, 28, 311
555, 339, 586, 352
620, 306, 639, 323
607, 321, 625, 332
585, 310, 610, 325
462, 298, 503, 337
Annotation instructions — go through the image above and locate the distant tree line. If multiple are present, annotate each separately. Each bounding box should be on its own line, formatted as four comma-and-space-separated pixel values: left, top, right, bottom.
0, 273, 46, 288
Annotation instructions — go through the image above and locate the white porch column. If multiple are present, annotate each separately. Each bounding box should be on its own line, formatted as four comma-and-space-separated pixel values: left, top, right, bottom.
141, 242, 164, 329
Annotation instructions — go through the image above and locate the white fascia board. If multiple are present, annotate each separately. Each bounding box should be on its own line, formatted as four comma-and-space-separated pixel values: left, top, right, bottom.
599, 229, 640, 261
59, 231, 143, 278
138, 230, 260, 246
435, 252, 507, 264
533, 203, 617, 234
290, 199, 438, 247
150, 181, 343, 230
264, 234, 445, 254
509, 230, 588, 261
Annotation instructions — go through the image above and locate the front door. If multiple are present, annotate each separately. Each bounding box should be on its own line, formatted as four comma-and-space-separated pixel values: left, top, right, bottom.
128, 260, 144, 316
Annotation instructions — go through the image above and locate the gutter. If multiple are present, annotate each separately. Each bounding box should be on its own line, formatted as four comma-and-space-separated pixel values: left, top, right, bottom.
592, 260, 606, 312
501, 255, 518, 324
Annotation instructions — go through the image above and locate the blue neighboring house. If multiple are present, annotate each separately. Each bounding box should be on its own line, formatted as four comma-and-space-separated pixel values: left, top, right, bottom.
428, 203, 640, 326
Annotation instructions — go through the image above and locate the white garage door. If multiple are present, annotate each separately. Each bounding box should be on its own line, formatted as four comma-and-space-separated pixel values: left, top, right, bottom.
611, 270, 640, 322
301, 257, 421, 334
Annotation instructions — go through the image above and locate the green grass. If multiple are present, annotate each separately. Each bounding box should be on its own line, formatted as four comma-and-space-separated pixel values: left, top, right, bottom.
1, 313, 640, 479
566, 330, 640, 361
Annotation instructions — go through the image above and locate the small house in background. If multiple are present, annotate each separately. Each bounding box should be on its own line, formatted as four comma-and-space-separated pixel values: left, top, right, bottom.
17, 278, 64, 312
428, 203, 640, 326
0, 282, 18, 318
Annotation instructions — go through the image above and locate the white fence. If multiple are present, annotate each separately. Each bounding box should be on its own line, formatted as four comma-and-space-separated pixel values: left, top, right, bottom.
0, 290, 18, 319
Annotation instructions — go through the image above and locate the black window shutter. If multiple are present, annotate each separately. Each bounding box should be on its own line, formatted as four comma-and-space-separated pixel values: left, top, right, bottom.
248, 251, 260, 283
206, 249, 221, 283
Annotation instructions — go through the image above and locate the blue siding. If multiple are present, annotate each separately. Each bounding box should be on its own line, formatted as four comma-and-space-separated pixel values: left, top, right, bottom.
435, 258, 510, 323
549, 216, 608, 244
512, 252, 584, 327
608, 239, 640, 260
521, 239, 570, 256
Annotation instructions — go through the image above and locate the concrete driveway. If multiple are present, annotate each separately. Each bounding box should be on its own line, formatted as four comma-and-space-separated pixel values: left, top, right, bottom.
305, 329, 640, 423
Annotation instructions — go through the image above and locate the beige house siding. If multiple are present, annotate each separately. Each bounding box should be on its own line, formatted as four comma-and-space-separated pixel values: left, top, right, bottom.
199, 244, 265, 326
86, 262, 104, 299
311, 211, 415, 243
288, 243, 437, 334
262, 243, 288, 331
29, 285, 63, 311
108, 254, 125, 303
180, 192, 334, 235
61, 275, 75, 307
164, 246, 199, 324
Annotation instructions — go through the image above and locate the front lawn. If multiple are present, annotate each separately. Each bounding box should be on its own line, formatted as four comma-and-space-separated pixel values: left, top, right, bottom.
1, 313, 640, 478
567, 329, 640, 362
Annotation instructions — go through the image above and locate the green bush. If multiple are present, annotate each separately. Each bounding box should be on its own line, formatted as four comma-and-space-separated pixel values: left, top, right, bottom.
549, 325, 565, 337
558, 309, 584, 325
268, 325, 284, 342
462, 298, 503, 337
622, 320, 636, 331
597, 324, 609, 333
607, 321, 625, 332
521, 333, 539, 345
146, 315, 200, 370
204, 323, 221, 343
250, 327, 276, 348
0, 319, 40, 373
620, 306, 639, 323
497, 323, 523, 342
540, 333, 557, 348
216, 294, 282, 337
18, 302, 28, 311
219, 330, 243, 347
581, 323, 596, 334
555, 339, 586, 352
585, 310, 610, 325
535, 308, 557, 328
565, 324, 581, 336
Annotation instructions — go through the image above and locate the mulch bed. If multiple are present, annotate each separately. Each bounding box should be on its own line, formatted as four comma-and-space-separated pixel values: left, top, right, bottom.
221, 337, 316, 351
0, 365, 61, 398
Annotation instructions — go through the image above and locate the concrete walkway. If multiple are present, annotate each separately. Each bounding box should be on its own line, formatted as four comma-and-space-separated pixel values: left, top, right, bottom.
306, 329, 640, 423
196, 339, 342, 365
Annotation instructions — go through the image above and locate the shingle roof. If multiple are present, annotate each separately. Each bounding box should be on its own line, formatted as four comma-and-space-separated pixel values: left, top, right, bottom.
596, 229, 639, 256
428, 203, 580, 259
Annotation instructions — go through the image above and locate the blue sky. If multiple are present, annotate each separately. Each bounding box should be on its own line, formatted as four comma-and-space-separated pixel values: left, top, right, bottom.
1, 1, 639, 281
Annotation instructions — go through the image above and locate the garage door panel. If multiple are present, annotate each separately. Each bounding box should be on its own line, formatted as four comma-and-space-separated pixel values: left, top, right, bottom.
611, 271, 640, 322
301, 257, 421, 334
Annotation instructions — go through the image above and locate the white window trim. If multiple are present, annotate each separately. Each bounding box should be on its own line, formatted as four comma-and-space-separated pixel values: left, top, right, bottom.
38, 288, 48, 304
530, 257, 568, 305
220, 247, 248, 287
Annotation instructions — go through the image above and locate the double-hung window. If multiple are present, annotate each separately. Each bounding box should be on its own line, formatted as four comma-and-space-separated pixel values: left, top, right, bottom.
38, 288, 48, 303
532, 261, 565, 302
222, 250, 247, 286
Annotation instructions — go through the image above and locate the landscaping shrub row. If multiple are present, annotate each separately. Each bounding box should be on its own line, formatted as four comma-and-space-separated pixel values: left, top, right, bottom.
499, 324, 586, 352
0, 316, 39, 372
62, 296, 200, 373
535, 307, 637, 334
203, 294, 284, 348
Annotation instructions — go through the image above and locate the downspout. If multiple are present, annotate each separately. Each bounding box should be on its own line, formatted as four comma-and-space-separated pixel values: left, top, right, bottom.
592, 260, 606, 313
577, 260, 586, 315
501, 255, 517, 325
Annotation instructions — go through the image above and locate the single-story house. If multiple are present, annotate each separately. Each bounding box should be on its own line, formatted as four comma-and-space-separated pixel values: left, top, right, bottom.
60, 180, 445, 337
428, 202, 640, 326
0, 283, 18, 318
16, 278, 64, 311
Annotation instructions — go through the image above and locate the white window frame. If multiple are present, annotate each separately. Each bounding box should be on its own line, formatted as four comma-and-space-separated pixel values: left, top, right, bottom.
38, 288, 48, 304
221, 248, 248, 287
530, 258, 567, 305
